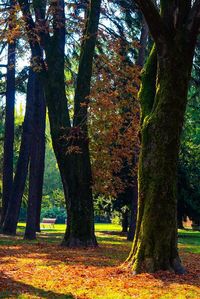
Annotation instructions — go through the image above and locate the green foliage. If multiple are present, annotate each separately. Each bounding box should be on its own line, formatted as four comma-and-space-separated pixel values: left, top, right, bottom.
41, 207, 67, 224
179, 44, 200, 220
42, 119, 64, 210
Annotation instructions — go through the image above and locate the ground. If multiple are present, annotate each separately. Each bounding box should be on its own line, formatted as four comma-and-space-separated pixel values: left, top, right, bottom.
0, 224, 200, 299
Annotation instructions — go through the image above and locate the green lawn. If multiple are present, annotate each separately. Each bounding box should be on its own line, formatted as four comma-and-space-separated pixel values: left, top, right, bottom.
16, 223, 200, 254
18, 222, 121, 233
178, 229, 200, 254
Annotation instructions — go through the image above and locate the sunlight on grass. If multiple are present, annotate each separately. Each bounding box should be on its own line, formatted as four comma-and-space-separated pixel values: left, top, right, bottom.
16, 224, 200, 255
17, 223, 122, 232
178, 229, 200, 254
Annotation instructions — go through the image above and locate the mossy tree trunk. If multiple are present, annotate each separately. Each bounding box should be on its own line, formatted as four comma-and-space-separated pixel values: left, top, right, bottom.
126, 0, 200, 273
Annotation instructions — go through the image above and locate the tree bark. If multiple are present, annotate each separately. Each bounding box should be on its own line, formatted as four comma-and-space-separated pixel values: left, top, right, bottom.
127, 15, 149, 241
136, 16, 149, 68
125, 0, 200, 273
62, 0, 101, 247
126, 44, 194, 273
24, 77, 46, 240
2, 69, 36, 235
1, 0, 16, 227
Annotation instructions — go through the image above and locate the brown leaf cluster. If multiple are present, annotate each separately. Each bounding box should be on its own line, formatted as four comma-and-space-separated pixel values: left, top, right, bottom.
89, 36, 140, 197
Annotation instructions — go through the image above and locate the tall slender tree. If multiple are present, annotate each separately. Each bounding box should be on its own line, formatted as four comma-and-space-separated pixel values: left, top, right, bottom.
1, 0, 16, 227
24, 77, 46, 240
126, 0, 200, 274
2, 0, 46, 235
2, 69, 37, 234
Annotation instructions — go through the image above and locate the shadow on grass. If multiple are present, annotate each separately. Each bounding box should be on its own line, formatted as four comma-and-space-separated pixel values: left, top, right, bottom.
0, 231, 131, 268
0, 272, 74, 299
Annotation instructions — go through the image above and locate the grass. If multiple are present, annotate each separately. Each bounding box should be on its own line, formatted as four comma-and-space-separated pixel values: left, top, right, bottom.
178, 229, 200, 254
0, 224, 200, 299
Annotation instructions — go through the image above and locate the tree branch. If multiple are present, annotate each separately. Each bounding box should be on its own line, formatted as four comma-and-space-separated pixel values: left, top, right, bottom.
18, 0, 42, 54
187, 0, 200, 43
133, 0, 171, 49
18, 0, 49, 58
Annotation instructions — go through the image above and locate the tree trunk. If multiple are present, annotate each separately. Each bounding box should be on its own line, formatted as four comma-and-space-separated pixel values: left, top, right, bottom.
43, 0, 101, 247
1, 32, 16, 227
137, 16, 149, 68
126, 47, 193, 274
24, 77, 46, 240
2, 69, 36, 235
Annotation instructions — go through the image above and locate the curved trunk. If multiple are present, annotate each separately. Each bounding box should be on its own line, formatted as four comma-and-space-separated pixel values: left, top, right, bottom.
126, 48, 193, 274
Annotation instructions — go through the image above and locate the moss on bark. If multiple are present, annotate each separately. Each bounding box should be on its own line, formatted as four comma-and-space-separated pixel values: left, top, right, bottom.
126, 42, 194, 273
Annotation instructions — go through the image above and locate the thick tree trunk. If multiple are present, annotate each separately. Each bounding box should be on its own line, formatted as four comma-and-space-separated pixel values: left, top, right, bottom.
43, 0, 100, 247
126, 48, 193, 274
2, 70, 36, 235
61, 150, 97, 247
24, 77, 46, 240
1, 35, 15, 226
45, 62, 97, 247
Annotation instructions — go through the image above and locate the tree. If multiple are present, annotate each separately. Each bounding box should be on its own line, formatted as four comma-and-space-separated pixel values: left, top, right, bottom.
17, 0, 101, 246
24, 75, 46, 239
2, 69, 38, 234
1, 0, 16, 226
1, 0, 46, 236
126, 0, 200, 274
